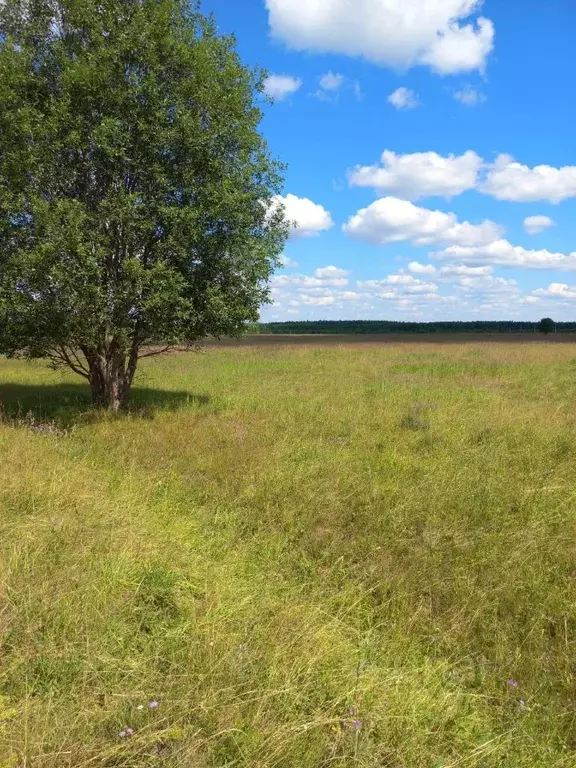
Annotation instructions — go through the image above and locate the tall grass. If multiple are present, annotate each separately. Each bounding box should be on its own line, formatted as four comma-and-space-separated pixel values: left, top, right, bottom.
1, 340, 576, 766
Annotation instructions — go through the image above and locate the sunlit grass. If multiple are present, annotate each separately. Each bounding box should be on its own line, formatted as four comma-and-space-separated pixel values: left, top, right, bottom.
1, 339, 576, 766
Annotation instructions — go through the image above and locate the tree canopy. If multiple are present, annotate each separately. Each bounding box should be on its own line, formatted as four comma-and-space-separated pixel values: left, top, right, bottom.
538, 318, 555, 335
0, 0, 287, 409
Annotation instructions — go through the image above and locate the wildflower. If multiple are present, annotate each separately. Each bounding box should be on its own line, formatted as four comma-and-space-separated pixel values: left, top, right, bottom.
119, 731, 126, 739
507, 678, 519, 688
126, 727, 134, 736
149, 700, 159, 709
518, 699, 526, 711
348, 707, 356, 715
352, 719, 362, 731
136, 705, 144, 711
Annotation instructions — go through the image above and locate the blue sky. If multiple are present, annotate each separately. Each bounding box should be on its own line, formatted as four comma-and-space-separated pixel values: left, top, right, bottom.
203, 0, 576, 322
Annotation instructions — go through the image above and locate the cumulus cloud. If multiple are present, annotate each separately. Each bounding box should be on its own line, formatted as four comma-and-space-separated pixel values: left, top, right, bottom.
314, 265, 351, 279
533, 283, 576, 300
267, 264, 556, 321
299, 295, 337, 306
279, 255, 299, 268
272, 274, 349, 291
319, 71, 345, 91
483, 154, 576, 203
433, 239, 576, 270
346, 149, 576, 204
454, 274, 519, 296
343, 196, 503, 247
315, 71, 360, 101
453, 84, 486, 105
388, 87, 420, 109
272, 194, 334, 238
271, 267, 369, 312
263, 74, 303, 101
348, 150, 481, 199
439, 264, 493, 277
523, 215, 555, 235
266, 262, 576, 322
265, 0, 495, 74
407, 261, 438, 275
359, 274, 439, 294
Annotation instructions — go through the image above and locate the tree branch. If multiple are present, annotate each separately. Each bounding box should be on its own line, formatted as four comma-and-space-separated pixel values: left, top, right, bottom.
137, 345, 174, 359
50, 345, 91, 379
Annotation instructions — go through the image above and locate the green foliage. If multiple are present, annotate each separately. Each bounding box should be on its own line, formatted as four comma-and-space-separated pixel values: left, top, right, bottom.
0, 0, 287, 408
538, 317, 555, 335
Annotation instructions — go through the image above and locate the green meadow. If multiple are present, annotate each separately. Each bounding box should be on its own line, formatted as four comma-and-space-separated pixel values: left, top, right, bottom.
1, 339, 576, 767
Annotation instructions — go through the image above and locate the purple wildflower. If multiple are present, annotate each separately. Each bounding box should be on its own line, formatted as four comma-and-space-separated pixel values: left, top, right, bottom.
149, 699, 159, 709
352, 719, 362, 731
507, 678, 519, 688
126, 727, 134, 736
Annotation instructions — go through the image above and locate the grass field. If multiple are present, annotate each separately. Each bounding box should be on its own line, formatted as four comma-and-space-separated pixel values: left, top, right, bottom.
1, 338, 576, 767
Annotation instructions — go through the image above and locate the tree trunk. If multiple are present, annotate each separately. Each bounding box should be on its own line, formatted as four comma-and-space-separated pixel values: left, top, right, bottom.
107, 369, 123, 413
87, 353, 107, 408
84, 345, 136, 411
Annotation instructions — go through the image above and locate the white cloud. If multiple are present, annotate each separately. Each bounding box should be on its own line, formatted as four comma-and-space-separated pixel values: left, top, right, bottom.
315, 72, 360, 101
388, 87, 420, 110
402, 263, 505, 303
263, 74, 303, 101
419, 16, 494, 74
266, 264, 565, 321
319, 71, 345, 91
439, 264, 493, 277
453, 84, 486, 105
347, 149, 576, 203
279, 255, 299, 267
272, 274, 349, 291
533, 283, 576, 300
265, 0, 495, 74
299, 295, 337, 306
433, 239, 576, 270
314, 265, 351, 279
483, 154, 576, 203
272, 268, 369, 312
268, 259, 576, 322
407, 261, 438, 275
272, 194, 334, 238
343, 196, 503, 247
359, 274, 439, 294
348, 150, 481, 199
523, 215, 555, 235
454, 274, 519, 296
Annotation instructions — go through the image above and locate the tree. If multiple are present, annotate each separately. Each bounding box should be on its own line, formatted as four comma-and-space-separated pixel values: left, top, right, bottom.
0, 0, 287, 410
538, 317, 555, 335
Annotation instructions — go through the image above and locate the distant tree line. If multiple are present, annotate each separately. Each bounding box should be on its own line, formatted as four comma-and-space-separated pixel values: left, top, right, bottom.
258, 320, 574, 335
